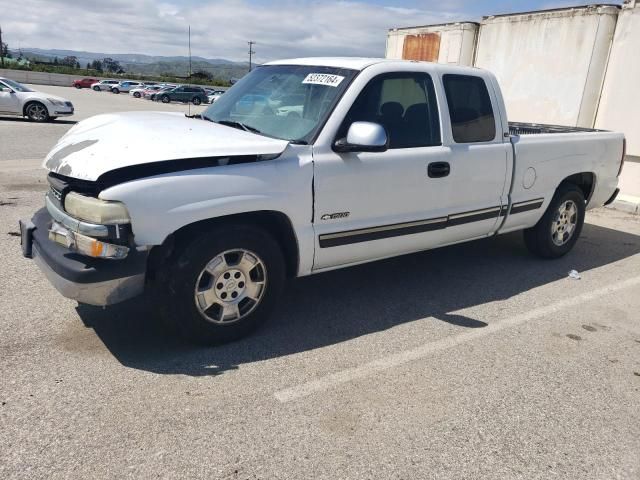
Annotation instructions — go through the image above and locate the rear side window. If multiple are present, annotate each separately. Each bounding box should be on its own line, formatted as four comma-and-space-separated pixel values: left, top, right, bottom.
443, 74, 496, 143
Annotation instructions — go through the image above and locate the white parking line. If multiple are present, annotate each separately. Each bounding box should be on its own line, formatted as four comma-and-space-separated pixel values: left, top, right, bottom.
274, 274, 640, 403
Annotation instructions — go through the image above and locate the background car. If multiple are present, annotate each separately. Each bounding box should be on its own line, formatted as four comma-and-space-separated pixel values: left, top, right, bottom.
155, 85, 208, 105
129, 85, 159, 98
206, 89, 226, 104
91, 80, 119, 91
0, 77, 73, 122
111, 81, 142, 94
73, 78, 99, 89
148, 86, 175, 101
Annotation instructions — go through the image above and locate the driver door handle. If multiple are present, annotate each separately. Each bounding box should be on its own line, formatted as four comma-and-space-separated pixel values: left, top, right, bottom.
428, 162, 450, 178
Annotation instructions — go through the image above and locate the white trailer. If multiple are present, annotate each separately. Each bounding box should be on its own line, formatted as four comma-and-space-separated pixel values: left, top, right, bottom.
474, 5, 619, 128
596, 0, 640, 158
386, 22, 478, 66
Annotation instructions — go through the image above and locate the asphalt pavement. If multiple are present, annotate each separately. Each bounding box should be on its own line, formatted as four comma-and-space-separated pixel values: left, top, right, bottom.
0, 86, 639, 480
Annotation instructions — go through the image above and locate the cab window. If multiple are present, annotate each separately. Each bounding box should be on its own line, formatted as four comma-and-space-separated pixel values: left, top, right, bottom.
338, 72, 441, 149
442, 74, 496, 143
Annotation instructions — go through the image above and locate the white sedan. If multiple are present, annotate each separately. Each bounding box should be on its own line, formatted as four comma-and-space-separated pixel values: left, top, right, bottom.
90, 80, 119, 91
0, 77, 74, 122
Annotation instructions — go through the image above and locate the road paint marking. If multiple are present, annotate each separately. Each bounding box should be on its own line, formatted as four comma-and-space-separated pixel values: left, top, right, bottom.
274, 274, 640, 403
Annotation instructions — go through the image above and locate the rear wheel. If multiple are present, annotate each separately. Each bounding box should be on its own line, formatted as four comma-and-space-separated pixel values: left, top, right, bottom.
160, 224, 286, 344
523, 183, 585, 258
133, 91, 141, 98
112, 88, 120, 94
25, 102, 49, 122
75, 84, 82, 89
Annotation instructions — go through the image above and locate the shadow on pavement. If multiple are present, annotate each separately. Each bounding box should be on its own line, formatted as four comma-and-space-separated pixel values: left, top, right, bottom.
0, 116, 77, 125
76, 223, 640, 376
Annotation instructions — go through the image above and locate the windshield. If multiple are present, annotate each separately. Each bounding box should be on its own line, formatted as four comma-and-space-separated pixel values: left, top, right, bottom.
202, 65, 357, 144
1, 79, 33, 92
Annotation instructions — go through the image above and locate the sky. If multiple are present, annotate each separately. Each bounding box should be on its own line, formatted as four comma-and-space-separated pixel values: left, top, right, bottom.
1, 0, 623, 63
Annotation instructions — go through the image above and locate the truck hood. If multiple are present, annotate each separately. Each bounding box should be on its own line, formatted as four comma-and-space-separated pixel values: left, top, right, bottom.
44, 111, 290, 181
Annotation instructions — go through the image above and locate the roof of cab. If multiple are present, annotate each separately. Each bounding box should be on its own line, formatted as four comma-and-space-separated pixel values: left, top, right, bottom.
263, 57, 484, 75
265, 57, 390, 70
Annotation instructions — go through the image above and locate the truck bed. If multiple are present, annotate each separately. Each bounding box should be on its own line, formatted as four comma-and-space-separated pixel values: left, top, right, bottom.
509, 122, 604, 135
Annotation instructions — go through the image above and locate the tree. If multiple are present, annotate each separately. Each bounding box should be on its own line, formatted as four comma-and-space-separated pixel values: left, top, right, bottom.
61, 55, 78, 67
102, 57, 123, 73
90, 60, 103, 72
86, 62, 91, 71
53, 57, 59, 65
75, 61, 80, 69
191, 69, 213, 81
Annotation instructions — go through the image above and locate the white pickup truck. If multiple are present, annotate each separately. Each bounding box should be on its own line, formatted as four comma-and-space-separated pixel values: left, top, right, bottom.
20, 58, 625, 344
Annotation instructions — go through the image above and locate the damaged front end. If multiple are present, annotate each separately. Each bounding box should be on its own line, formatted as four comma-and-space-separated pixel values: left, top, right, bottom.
20, 173, 147, 306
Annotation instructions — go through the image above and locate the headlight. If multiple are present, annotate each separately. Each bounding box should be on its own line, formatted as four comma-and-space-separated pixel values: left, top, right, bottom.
47, 98, 66, 107
64, 192, 131, 224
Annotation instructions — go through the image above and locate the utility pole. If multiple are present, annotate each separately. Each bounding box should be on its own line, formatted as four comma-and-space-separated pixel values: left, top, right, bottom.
248, 41, 256, 71
0, 25, 5, 68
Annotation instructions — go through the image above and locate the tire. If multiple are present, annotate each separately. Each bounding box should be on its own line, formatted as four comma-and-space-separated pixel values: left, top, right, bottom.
133, 92, 141, 98
75, 84, 82, 89
112, 88, 120, 94
523, 183, 585, 259
93, 86, 100, 91
160, 224, 286, 345
25, 102, 49, 122
192, 96, 201, 105
161, 95, 170, 103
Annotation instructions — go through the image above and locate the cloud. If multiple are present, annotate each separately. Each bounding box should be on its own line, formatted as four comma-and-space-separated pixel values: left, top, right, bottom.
2, 0, 463, 62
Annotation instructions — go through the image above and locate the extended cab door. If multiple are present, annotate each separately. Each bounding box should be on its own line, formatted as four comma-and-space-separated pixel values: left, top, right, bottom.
312, 66, 509, 270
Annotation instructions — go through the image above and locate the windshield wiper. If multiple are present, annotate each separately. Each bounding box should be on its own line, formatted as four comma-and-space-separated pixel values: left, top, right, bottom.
216, 120, 263, 134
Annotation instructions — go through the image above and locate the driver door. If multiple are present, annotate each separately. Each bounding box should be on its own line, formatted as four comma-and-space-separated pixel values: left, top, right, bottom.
0, 81, 20, 114
312, 72, 452, 270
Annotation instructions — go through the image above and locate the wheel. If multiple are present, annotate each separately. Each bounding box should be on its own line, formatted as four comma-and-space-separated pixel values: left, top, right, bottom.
112, 88, 120, 94
25, 102, 49, 122
75, 84, 82, 89
161, 224, 286, 344
523, 183, 585, 258
93, 86, 100, 91
192, 96, 201, 105
133, 91, 141, 98
161, 95, 170, 103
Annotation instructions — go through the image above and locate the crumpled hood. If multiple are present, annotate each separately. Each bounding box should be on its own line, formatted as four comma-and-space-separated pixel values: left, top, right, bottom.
44, 111, 290, 181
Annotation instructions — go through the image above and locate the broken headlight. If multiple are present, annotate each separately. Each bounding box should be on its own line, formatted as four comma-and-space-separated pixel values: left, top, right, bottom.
64, 192, 130, 225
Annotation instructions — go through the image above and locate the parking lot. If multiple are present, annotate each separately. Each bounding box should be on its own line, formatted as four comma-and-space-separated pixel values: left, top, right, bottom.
1, 86, 640, 479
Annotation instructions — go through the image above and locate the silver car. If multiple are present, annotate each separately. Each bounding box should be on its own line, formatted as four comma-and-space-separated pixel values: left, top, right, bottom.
91, 80, 119, 91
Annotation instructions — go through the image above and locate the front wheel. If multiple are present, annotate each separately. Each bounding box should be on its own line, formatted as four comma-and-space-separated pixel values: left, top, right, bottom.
75, 84, 82, 89
133, 91, 141, 98
161, 95, 170, 103
160, 224, 286, 344
523, 184, 585, 258
112, 88, 120, 94
192, 96, 202, 105
25, 102, 49, 122
93, 86, 100, 91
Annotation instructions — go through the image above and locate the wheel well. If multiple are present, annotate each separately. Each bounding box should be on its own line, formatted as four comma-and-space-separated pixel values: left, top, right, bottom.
148, 211, 300, 281
559, 172, 595, 203
23, 100, 45, 116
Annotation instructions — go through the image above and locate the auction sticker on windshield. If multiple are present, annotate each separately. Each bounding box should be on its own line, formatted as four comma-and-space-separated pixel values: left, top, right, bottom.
302, 73, 345, 87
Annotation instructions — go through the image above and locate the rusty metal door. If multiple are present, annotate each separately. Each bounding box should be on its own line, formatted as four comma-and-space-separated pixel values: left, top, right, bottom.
402, 33, 441, 61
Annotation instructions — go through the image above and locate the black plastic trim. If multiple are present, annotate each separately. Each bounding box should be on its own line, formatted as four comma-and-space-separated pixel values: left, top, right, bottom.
30, 208, 147, 284
318, 199, 545, 248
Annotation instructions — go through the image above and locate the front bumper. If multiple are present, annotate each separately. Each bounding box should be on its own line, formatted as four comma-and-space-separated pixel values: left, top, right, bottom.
20, 208, 147, 306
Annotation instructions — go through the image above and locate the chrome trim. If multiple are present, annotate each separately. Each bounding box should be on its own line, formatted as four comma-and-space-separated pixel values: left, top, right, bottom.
45, 193, 109, 238
449, 206, 501, 220
320, 217, 447, 241
514, 198, 544, 207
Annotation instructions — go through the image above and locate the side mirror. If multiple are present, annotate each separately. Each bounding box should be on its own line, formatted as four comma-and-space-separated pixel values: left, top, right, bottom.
333, 122, 388, 153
